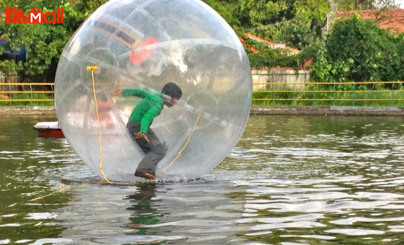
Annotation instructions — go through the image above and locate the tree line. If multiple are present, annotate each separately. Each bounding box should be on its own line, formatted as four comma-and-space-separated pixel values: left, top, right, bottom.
0, 0, 403, 83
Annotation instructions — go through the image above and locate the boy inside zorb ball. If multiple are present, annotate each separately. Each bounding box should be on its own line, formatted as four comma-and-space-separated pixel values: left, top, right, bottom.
55, 0, 252, 182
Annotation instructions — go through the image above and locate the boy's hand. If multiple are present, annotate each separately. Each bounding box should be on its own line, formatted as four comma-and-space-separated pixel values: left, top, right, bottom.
111, 88, 122, 96
135, 132, 150, 143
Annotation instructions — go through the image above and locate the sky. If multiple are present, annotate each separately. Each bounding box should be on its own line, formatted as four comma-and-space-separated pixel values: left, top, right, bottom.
397, 0, 404, 8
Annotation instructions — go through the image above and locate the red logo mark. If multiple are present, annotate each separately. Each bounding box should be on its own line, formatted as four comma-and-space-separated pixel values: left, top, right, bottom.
5, 7, 64, 24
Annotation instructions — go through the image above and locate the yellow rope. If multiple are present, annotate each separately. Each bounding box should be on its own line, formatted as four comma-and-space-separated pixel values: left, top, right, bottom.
88, 65, 113, 184
163, 114, 201, 172
29, 183, 70, 202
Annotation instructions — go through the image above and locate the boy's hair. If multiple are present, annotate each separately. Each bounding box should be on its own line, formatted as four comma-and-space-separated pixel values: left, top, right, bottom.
161, 82, 182, 99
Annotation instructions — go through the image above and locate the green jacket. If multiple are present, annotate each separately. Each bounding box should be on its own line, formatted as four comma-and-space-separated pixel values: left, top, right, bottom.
122, 88, 164, 133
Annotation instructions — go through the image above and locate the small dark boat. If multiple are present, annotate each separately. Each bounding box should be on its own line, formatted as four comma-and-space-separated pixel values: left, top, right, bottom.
33, 121, 64, 138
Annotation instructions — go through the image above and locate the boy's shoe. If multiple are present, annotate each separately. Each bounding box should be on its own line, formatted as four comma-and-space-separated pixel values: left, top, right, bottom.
135, 172, 156, 180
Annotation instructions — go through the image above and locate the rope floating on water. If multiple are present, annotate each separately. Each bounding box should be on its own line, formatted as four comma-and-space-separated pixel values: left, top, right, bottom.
29, 183, 70, 202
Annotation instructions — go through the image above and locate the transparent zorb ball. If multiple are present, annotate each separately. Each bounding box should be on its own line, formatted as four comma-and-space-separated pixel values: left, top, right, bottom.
55, 0, 252, 181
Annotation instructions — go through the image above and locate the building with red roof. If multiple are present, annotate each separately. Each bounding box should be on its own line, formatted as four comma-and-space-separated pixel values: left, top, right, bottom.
336, 8, 404, 34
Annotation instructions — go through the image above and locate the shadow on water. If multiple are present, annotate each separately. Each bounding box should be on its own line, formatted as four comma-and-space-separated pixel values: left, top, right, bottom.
0, 115, 403, 244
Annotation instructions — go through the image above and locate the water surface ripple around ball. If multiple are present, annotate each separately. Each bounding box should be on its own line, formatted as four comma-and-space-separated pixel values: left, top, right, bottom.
55, 0, 252, 181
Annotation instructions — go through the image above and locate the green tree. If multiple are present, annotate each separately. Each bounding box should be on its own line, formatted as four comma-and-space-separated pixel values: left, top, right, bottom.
333, 0, 398, 10
310, 14, 402, 82
237, 0, 329, 49
397, 34, 404, 80
283, 0, 330, 48
0, 0, 107, 81
202, 0, 240, 26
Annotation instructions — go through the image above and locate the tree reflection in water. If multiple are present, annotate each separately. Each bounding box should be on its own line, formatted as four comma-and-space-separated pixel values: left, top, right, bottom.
126, 183, 162, 235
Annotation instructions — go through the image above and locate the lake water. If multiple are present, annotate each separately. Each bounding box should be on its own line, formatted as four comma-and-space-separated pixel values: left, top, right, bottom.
0, 114, 403, 244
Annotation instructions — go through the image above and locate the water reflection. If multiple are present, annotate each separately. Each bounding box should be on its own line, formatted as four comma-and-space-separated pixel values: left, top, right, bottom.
52, 181, 245, 244
126, 183, 161, 234
224, 115, 404, 244
0, 115, 403, 244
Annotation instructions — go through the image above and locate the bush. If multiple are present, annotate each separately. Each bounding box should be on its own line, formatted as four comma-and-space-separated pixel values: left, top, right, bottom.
310, 14, 404, 83
0, 0, 106, 82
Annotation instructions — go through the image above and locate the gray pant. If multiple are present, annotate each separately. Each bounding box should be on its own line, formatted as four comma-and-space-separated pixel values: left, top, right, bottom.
127, 121, 167, 175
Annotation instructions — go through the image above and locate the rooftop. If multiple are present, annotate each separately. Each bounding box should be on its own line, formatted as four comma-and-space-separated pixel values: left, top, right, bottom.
243, 32, 300, 55
336, 8, 404, 33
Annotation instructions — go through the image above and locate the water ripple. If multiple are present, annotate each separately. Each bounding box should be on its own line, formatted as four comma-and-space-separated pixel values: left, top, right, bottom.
1, 115, 403, 244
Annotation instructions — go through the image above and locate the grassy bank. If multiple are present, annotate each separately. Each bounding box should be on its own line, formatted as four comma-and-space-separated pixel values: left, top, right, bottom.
253, 88, 404, 107
1, 85, 403, 109
0, 94, 54, 106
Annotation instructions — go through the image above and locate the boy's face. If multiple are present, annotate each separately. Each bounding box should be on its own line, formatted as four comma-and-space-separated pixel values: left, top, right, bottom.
166, 96, 179, 107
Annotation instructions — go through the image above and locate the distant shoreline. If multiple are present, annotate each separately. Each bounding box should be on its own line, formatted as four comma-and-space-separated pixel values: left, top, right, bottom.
0, 106, 403, 117
250, 106, 404, 116
0, 106, 57, 116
